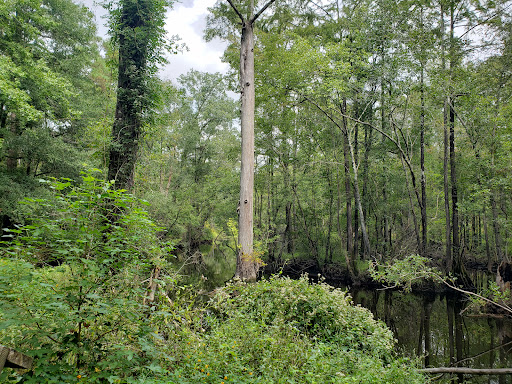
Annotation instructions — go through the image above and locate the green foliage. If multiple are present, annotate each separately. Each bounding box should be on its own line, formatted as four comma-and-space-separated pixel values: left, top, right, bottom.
105, 0, 176, 70
0, 0, 99, 124
135, 74, 239, 263
0, 177, 424, 383
470, 281, 512, 311
170, 276, 425, 384
369, 255, 512, 317
0, 0, 110, 232
369, 254, 439, 292
214, 276, 395, 355
0, 173, 173, 383
0, 171, 52, 226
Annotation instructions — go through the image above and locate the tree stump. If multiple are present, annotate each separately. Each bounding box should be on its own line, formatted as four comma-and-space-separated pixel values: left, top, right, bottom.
0, 345, 33, 373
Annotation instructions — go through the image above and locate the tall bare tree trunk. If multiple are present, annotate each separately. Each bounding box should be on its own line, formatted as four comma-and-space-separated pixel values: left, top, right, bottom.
236, 19, 257, 280
341, 101, 354, 259
335, 134, 355, 278
420, 63, 428, 256
227, 0, 276, 280
448, 6, 471, 287
491, 193, 505, 262
341, 99, 371, 257
443, 98, 452, 271
440, 1, 452, 271
362, 115, 372, 254
449, 97, 460, 266
353, 105, 360, 259
342, 127, 354, 259
401, 156, 421, 251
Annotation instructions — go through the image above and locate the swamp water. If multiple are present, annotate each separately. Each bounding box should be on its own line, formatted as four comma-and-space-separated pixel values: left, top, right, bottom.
350, 288, 512, 384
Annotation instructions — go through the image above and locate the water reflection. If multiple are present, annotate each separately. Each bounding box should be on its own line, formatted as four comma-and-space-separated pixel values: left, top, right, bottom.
350, 289, 512, 384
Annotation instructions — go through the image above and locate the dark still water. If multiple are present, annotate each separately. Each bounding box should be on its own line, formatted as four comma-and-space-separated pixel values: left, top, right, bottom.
350, 288, 512, 383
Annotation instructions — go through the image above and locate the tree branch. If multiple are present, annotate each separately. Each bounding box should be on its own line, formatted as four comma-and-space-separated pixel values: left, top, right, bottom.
422, 367, 512, 375
251, 0, 277, 23
226, 0, 245, 23
439, 277, 512, 315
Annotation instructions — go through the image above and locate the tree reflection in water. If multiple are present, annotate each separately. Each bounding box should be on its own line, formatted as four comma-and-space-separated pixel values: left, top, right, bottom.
349, 288, 512, 384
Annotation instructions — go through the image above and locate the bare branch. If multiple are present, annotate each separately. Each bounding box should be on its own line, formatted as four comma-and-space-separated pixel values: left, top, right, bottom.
422, 367, 512, 375
251, 0, 277, 23
226, 0, 245, 22
440, 277, 512, 315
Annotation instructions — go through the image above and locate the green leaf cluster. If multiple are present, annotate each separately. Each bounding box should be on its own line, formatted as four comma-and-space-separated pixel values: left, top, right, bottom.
0, 173, 174, 383
169, 276, 426, 384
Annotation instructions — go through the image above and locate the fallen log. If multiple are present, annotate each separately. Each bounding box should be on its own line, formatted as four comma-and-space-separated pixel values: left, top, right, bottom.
421, 367, 512, 375
0, 345, 33, 372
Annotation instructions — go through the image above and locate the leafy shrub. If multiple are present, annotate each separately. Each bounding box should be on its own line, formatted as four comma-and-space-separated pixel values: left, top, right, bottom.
212, 276, 394, 357
169, 276, 426, 384
0, 174, 173, 383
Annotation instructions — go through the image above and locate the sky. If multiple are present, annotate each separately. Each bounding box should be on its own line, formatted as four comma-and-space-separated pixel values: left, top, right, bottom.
81, 0, 230, 82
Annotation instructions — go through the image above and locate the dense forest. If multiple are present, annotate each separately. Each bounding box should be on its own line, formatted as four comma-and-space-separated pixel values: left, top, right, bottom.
1, 0, 511, 382
2, 0, 512, 282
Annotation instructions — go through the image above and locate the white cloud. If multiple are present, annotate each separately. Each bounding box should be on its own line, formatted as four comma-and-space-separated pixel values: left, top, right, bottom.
161, 0, 230, 81
80, 0, 230, 82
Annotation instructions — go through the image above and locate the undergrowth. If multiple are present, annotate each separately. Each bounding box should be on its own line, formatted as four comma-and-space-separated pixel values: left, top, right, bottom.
0, 174, 426, 383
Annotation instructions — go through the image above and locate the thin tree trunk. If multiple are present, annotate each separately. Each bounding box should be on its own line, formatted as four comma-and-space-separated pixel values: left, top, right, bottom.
326, 168, 334, 263
383, 187, 391, 252
491, 193, 505, 262
420, 62, 427, 256
449, 97, 461, 272
336, 152, 355, 278
283, 161, 293, 257
292, 186, 320, 263
443, 98, 452, 272
447, 4, 471, 286
380, 80, 390, 254
342, 110, 354, 259
483, 212, 492, 272
6, 115, 18, 172
440, 2, 452, 272
362, 114, 372, 251
401, 156, 421, 251
341, 99, 371, 257
353, 104, 360, 259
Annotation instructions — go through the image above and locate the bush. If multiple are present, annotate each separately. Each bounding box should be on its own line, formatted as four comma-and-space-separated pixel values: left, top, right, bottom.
169, 276, 426, 384
0, 174, 174, 383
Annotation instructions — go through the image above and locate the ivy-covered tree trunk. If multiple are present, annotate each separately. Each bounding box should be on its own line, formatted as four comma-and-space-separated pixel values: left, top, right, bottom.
107, 0, 169, 191
108, 1, 147, 190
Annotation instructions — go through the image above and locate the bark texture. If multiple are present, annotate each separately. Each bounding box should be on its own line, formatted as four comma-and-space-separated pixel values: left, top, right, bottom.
236, 21, 259, 281
227, 0, 277, 280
